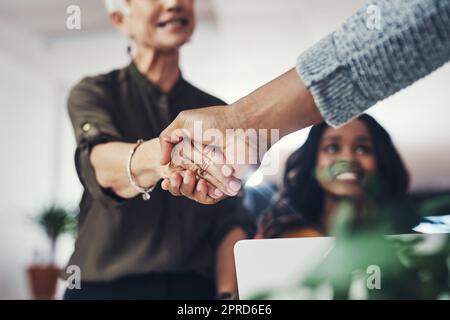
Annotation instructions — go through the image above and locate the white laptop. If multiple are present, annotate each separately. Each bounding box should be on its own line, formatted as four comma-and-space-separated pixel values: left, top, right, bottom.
234, 234, 448, 300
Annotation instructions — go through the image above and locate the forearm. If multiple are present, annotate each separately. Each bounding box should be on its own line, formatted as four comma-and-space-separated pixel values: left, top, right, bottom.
297, 0, 450, 127
215, 227, 248, 298
90, 138, 164, 198
233, 68, 323, 143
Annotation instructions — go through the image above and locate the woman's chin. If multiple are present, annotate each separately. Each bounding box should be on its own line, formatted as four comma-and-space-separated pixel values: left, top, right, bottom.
328, 184, 364, 198
155, 32, 192, 49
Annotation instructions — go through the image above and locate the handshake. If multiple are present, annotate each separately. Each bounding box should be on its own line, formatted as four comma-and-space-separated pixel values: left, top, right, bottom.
158, 104, 265, 205
154, 68, 315, 204
159, 137, 245, 205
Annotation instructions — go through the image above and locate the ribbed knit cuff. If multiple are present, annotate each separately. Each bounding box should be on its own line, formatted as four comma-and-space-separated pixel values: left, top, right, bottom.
296, 34, 371, 128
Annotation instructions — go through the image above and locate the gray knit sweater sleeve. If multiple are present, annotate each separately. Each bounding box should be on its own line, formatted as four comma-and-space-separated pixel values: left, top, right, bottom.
296, 0, 450, 127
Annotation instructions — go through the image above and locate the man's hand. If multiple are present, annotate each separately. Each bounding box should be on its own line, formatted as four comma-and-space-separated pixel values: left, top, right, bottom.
159, 105, 233, 166
159, 69, 322, 204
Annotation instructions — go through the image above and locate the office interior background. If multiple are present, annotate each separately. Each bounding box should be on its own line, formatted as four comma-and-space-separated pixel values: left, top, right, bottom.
0, 0, 449, 299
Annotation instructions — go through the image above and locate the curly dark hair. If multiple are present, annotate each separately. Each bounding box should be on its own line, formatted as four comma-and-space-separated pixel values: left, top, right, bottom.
260, 114, 410, 238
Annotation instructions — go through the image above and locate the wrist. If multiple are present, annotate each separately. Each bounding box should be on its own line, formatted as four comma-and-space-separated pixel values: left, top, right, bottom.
127, 139, 157, 200
132, 139, 163, 186
231, 96, 260, 131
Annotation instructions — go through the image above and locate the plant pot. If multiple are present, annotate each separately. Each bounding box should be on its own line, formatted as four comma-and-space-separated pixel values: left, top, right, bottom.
26, 264, 61, 300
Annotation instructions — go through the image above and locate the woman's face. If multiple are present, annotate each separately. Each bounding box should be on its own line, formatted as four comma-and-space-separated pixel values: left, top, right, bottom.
315, 120, 377, 198
124, 0, 195, 50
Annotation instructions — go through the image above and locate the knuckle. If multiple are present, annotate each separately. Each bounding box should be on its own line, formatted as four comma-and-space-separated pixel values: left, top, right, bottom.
178, 110, 187, 119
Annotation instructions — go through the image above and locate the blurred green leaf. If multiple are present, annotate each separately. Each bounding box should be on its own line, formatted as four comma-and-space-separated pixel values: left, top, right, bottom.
34, 204, 78, 262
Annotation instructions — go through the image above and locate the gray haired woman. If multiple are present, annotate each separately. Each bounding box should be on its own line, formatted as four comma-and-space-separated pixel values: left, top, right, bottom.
64, 0, 255, 300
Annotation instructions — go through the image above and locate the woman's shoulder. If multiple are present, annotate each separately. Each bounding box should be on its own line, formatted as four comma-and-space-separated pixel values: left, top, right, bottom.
70, 67, 127, 97
67, 67, 131, 121
258, 192, 308, 238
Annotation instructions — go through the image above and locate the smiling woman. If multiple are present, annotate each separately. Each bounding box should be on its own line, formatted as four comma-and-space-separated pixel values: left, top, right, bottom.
315, 119, 378, 198
259, 114, 410, 238
107, 0, 196, 51
63, 0, 255, 300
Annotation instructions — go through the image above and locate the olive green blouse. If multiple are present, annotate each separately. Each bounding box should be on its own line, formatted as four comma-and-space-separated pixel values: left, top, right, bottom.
66, 63, 256, 282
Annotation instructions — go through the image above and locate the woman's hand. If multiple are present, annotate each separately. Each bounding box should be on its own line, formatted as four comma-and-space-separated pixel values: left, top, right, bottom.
161, 170, 225, 205
159, 139, 243, 204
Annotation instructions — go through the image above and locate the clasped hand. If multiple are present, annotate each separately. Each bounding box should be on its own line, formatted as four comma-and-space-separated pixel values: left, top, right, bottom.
159, 105, 260, 204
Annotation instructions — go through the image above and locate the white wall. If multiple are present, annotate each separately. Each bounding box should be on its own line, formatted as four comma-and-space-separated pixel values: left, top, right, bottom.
1, 0, 450, 299
0, 22, 82, 299
0, 51, 59, 299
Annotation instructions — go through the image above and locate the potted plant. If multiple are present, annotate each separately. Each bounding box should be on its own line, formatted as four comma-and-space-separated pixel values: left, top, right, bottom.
26, 205, 77, 300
